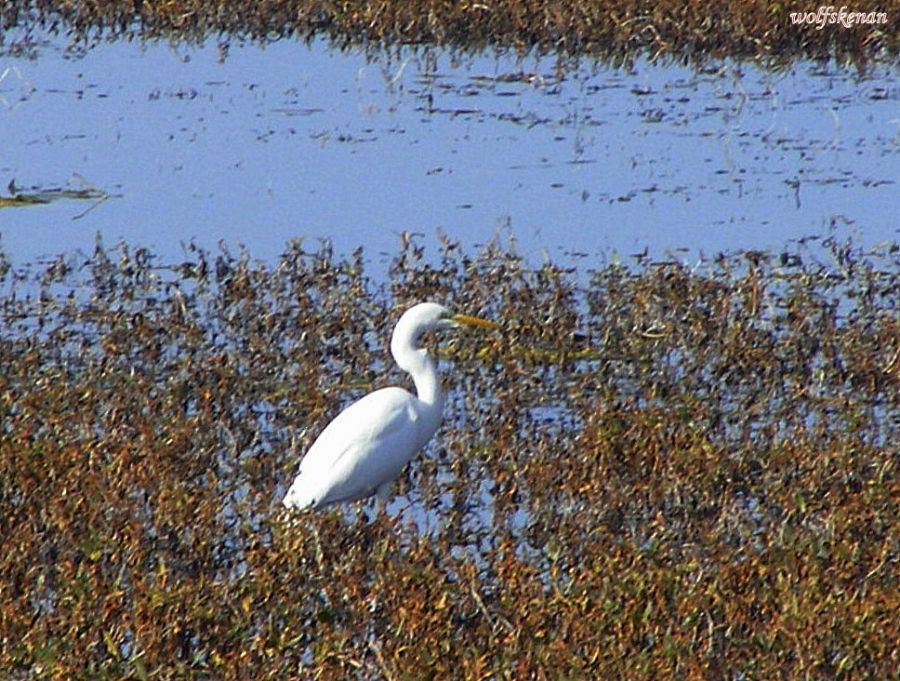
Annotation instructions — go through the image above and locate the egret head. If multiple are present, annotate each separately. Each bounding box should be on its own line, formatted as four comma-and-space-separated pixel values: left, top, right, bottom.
390, 302, 497, 372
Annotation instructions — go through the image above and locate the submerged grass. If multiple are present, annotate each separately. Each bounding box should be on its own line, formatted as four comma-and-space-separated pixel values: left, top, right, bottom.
1, 0, 898, 67
0, 235, 898, 678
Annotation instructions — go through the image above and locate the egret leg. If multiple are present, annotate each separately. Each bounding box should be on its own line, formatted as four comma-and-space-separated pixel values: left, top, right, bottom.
362, 482, 397, 525
395, 495, 417, 532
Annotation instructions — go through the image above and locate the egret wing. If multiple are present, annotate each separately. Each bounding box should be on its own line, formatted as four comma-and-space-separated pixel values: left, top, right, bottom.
286, 387, 426, 508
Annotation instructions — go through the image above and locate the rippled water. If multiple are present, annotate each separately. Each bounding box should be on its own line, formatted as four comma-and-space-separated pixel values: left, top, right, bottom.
1, 35, 897, 274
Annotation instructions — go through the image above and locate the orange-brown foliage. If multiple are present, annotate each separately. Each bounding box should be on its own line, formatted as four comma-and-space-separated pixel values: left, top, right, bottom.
0, 236, 897, 679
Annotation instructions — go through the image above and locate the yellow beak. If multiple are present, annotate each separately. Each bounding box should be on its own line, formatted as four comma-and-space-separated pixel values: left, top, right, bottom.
451, 313, 499, 330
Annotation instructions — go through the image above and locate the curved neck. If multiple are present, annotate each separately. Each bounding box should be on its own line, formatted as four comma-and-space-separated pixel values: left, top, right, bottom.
415, 351, 443, 408
391, 329, 443, 409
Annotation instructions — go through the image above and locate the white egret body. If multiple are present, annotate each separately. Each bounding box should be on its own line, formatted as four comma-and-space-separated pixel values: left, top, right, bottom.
282, 302, 495, 510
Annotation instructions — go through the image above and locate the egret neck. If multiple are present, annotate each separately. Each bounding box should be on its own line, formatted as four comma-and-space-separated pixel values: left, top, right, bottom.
390, 314, 444, 431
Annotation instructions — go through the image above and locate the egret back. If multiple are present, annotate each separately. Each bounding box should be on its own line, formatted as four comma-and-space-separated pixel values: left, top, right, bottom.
283, 386, 441, 509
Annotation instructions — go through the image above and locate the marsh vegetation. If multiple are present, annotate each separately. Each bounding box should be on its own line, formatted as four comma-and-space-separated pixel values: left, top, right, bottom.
1, 236, 897, 678
2, 0, 898, 66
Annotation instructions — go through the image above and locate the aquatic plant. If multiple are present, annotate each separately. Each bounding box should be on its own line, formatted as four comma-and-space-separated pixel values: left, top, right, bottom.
0, 235, 897, 678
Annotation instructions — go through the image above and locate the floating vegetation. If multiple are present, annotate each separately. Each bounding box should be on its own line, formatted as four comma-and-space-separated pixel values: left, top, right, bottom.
1, 0, 897, 67
1, 234, 897, 678
0, 176, 110, 219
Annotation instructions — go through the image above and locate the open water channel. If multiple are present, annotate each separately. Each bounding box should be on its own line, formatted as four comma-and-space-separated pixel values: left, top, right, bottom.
1, 34, 897, 275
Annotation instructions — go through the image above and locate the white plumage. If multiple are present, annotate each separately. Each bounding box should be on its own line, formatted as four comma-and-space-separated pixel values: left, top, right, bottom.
282, 302, 496, 511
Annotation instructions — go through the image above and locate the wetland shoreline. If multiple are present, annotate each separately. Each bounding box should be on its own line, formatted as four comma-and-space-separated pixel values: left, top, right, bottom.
2, 0, 898, 67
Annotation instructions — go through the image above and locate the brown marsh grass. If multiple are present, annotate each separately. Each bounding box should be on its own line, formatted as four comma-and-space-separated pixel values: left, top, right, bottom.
0, 235, 897, 678
2, 0, 898, 67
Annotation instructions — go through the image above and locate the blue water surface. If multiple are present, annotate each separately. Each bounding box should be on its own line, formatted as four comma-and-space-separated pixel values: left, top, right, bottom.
1, 35, 897, 274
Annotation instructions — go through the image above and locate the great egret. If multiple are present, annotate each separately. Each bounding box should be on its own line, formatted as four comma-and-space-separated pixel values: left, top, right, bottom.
282, 302, 497, 511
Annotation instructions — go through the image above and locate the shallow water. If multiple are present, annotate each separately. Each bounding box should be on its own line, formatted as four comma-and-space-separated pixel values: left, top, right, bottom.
1, 35, 897, 274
